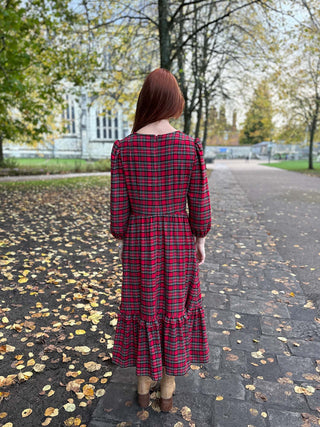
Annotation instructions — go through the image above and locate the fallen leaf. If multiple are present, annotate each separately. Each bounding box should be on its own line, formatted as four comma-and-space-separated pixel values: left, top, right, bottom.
22, 408, 32, 417
137, 410, 149, 420
44, 407, 59, 417
181, 406, 192, 421
63, 403, 76, 412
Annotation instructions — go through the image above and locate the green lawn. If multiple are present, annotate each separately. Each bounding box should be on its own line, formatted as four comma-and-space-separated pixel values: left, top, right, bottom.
261, 160, 320, 176
1, 157, 111, 176
0, 175, 111, 190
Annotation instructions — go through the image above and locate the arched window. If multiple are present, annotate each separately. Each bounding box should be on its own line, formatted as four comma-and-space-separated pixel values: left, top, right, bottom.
96, 109, 119, 140
62, 94, 76, 135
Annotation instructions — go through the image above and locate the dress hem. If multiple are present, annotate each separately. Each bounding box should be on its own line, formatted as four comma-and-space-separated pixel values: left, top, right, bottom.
111, 306, 210, 381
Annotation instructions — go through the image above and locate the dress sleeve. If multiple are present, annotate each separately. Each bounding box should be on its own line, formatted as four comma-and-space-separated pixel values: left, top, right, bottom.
187, 138, 212, 237
110, 140, 131, 240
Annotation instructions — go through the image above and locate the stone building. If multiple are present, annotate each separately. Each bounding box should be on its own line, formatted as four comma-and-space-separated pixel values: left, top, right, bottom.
4, 88, 130, 160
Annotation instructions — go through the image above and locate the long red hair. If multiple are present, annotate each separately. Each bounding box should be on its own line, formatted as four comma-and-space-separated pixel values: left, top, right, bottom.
132, 68, 185, 133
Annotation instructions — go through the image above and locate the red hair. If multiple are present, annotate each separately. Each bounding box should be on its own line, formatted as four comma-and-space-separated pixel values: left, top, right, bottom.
132, 68, 185, 133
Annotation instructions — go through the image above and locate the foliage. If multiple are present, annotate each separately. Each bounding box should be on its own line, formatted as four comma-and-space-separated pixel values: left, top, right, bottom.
272, 0, 320, 169
239, 81, 273, 144
0, 0, 98, 162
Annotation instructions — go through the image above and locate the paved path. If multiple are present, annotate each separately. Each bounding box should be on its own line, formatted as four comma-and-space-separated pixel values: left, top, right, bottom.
223, 160, 320, 302
0, 171, 110, 182
89, 161, 320, 427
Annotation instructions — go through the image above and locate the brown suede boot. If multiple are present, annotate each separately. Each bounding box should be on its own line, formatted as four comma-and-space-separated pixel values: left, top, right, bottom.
160, 368, 176, 412
137, 376, 158, 408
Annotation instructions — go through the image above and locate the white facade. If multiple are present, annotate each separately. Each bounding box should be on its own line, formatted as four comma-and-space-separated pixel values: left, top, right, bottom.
4, 89, 130, 160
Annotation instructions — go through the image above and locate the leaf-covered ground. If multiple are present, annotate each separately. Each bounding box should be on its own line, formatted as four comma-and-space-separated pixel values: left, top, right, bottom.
0, 176, 122, 427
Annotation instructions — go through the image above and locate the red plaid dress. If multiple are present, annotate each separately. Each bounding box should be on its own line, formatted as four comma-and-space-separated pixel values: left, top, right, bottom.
110, 130, 211, 381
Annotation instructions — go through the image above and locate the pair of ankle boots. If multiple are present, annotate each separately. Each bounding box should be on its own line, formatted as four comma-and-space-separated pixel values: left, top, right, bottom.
137, 370, 176, 412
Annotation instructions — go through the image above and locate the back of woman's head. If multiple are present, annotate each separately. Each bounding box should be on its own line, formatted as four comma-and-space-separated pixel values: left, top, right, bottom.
132, 68, 185, 133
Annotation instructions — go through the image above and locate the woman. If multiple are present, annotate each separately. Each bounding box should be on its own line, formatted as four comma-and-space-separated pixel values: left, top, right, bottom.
110, 68, 211, 412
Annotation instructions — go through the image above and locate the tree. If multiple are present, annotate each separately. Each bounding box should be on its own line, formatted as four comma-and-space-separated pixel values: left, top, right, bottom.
96, 0, 276, 145
0, 0, 98, 164
274, 0, 320, 169
239, 81, 273, 144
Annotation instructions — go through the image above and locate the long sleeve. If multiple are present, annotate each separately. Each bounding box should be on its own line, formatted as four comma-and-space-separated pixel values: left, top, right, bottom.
110, 140, 131, 239
187, 138, 212, 237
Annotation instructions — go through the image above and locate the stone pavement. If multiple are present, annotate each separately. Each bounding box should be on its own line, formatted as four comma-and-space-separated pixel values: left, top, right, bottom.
89, 162, 320, 427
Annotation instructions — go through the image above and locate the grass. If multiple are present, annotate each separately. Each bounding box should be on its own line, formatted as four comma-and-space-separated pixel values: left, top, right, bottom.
0, 175, 111, 190
0, 157, 111, 176
261, 160, 320, 177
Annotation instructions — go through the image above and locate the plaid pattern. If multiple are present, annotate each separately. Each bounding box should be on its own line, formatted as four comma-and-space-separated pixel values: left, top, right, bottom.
110, 130, 211, 380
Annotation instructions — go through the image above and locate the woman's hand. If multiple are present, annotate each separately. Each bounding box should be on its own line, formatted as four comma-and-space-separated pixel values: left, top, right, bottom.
195, 236, 206, 265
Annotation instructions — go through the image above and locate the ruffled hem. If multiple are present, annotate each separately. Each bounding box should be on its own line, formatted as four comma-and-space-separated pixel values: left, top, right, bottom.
111, 306, 210, 381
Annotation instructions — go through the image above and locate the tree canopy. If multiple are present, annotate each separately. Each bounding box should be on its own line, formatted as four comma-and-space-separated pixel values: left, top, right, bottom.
239, 82, 273, 145
0, 0, 98, 163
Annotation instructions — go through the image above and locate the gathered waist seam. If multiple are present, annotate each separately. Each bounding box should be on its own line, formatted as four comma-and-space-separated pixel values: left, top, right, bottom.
130, 210, 188, 218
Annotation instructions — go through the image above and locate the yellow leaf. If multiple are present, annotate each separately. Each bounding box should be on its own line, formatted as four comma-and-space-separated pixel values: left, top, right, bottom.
236, 322, 245, 329
42, 418, 52, 426
33, 363, 45, 373
0, 413, 8, 419
246, 385, 256, 391
84, 361, 101, 372
190, 365, 200, 370
74, 346, 91, 355
110, 318, 118, 326
96, 389, 105, 397
22, 408, 32, 417
83, 384, 95, 399
216, 395, 224, 401
75, 330, 86, 335
181, 406, 192, 421
251, 351, 264, 359
27, 359, 35, 366
18, 277, 28, 284
63, 403, 76, 412
44, 407, 59, 417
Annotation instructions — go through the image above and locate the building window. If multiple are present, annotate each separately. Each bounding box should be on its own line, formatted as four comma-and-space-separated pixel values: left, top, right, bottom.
96, 109, 119, 140
123, 120, 129, 138
62, 95, 76, 134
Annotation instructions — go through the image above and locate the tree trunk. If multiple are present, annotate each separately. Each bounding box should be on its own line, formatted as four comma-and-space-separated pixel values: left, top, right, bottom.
308, 98, 319, 170
183, 106, 192, 134
202, 93, 210, 150
0, 135, 3, 166
176, 9, 191, 134
308, 123, 315, 170
195, 86, 202, 139
158, 0, 171, 70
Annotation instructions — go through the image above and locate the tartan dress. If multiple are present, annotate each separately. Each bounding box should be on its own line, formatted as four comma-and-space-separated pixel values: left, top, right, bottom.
110, 130, 211, 381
